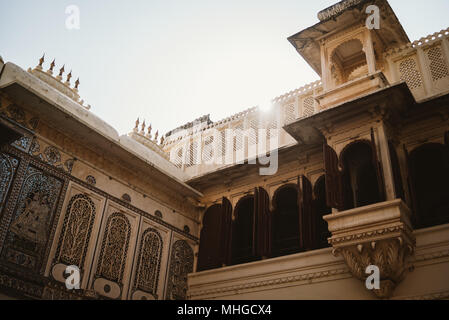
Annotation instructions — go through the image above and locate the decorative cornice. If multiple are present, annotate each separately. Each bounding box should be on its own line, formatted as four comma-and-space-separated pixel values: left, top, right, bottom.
188, 267, 349, 298
329, 224, 414, 246
317, 0, 365, 22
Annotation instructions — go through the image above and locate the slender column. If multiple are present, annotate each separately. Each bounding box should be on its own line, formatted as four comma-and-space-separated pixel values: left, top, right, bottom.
376, 123, 395, 200
364, 29, 377, 74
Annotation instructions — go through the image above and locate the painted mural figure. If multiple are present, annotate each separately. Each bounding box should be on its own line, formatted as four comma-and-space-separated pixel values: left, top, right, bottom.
10, 192, 50, 244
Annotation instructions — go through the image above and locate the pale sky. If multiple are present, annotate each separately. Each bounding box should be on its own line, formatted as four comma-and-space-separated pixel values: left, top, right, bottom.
1, 0, 448, 136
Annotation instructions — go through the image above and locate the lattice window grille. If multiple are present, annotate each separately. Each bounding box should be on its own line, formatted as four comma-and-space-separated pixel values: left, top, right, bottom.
399, 57, 424, 90
284, 103, 296, 124
248, 118, 259, 145
220, 130, 227, 158
172, 147, 184, 168
302, 96, 315, 117
426, 45, 449, 82
186, 141, 198, 167
234, 124, 244, 151
202, 136, 214, 163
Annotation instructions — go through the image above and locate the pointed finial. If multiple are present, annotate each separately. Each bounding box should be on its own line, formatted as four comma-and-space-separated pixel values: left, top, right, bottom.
58, 65, 65, 77
146, 124, 152, 139
66, 70, 72, 84
154, 130, 159, 141
134, 118, 140, 131
74, 78, 80, 90
48, 59, 56, 74
37, 53, 45, 69
160, 136, 165, 145
141, 120, 146, 133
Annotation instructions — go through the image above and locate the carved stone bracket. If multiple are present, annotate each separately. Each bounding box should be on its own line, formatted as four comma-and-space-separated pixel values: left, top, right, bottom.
334, 237, 414, 298
324, 199, 416, 299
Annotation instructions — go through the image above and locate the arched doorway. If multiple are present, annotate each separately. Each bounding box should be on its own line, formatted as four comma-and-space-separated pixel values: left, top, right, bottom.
409, 143, 449, 228
314, 175, 331, 249
272, 185, 300, 257
340, 141, 382, 210
231, 196, 257, 265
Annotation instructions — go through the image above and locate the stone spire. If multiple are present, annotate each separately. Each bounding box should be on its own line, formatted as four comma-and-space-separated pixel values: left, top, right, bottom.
134, 118, 140, 132
37, 54, 45, 70
47, 59, 56, 74
57, 65, 65, 80
74, 78, 80, 91
65, 70, 72, 85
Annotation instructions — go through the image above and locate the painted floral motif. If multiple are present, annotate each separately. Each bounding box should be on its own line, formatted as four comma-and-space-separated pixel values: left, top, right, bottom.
44, 146, 61, 165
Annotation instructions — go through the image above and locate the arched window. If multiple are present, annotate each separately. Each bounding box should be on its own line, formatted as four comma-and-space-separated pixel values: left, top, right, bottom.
231, 196, 257, 265
197, 204, 223, 271
340, 141, 382, 210
314, 176, 331, 249
409, 143, 449, 228
272, 185, 300, 257
330, 39, 368, 87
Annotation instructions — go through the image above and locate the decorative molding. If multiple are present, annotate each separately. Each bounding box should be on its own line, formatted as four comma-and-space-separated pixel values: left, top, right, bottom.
328, 224, 413, 245
188, 267, 350, 299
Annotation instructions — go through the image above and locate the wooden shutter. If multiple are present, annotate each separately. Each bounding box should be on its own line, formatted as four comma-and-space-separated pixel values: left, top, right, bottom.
197, 204, 223, 271
370, 128, 386, 201
323, 143, 343, 209
298, 176, 314, 250
252, 188, 258, 257
403, 145, 420, 227
221, 197, 233, 266
256, 187, 271, 258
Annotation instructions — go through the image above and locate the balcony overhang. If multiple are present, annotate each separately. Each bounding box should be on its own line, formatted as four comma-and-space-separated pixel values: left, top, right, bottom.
283, 82, 415, 145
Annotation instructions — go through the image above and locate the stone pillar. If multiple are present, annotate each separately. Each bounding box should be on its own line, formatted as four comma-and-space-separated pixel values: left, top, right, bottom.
416, 48, 433, 96
364, 29, 377, 74
376, 123, 396, 200
320, 40, 330, 91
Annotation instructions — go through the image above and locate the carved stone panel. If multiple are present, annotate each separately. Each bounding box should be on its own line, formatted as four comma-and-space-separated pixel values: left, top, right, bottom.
165, 239, 194, 300
91, 201, 139, 300
132, 228, 163, 299
0, 164, 64, 274
0, 153, 19, 218
95, 212, 131, 284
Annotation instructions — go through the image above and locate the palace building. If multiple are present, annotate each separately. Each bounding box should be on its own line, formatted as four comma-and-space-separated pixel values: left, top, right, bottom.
0, 0, 448, 300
